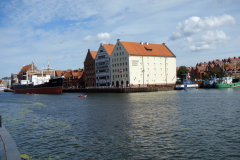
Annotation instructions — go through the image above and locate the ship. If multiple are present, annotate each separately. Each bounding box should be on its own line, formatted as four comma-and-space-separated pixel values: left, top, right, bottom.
13, 61, 64, 94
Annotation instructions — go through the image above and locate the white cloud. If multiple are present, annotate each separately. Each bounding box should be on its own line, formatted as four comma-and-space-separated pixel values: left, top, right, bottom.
83, 36, 93, 41
170, 14, 236, 40
83, 33, 111, 42
188, 30, 230, 51
97, 33, 110, 40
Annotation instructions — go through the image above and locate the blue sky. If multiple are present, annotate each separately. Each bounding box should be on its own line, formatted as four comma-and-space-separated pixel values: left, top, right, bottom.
0, 0, 240, 78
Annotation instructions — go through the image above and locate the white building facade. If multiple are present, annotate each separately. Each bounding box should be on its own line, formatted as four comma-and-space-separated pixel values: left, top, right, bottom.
95, 44, 115, 86
110, 39, 176, 87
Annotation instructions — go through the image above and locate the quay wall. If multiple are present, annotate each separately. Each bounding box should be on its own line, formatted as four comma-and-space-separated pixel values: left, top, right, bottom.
63, 86, 174, 93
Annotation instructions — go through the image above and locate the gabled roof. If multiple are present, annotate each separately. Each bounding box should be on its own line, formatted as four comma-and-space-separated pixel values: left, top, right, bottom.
55, 70, 64, 77
18, 64, 34, 75
103, 44, 115, 56
121, 41, 175, 57
90, 51, 98, 59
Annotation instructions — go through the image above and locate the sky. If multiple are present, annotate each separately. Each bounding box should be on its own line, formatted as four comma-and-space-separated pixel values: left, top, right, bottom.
0, 0, 240, 78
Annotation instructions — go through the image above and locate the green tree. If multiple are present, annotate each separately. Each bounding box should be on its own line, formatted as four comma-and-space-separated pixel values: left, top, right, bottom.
177, 66, 188, 77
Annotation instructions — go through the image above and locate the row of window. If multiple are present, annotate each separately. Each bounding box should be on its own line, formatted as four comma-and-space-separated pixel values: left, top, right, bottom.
112, 57, 127, 62
112, 68, 128, 73
113, 74, 128, 79
112, 62, 128, 67
114, 52, 124, 56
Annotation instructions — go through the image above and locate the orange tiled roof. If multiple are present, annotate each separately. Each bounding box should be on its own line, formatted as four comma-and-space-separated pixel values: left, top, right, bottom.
55, 70, 64, 76
17, 64, 33, 75
121, 41, 175, 57
90, 51, 98, 59
103, 44, 115, 56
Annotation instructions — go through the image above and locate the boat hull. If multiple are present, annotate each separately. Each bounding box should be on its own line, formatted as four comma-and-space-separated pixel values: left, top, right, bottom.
13, 77, 64, 94
175, 84, 198, 90
215, 82, 240, 88
14, 86, 63, 94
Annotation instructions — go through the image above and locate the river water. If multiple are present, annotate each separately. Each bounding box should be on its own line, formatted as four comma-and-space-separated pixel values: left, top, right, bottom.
0, 88, 240, 159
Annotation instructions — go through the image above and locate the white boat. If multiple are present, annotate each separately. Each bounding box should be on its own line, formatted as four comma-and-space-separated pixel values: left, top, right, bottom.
175, 79, 198, 90
0, 84, 6, 91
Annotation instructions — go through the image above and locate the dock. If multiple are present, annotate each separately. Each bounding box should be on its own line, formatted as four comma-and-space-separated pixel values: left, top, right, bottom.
63, 86, 174, 93
0, 116, 21, 160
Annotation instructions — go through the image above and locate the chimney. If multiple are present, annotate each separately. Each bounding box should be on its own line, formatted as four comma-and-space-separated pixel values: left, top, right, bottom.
140, 41, 143, 45
88, 49, 90, 52
162, 43, 166, 45
145, 42, 148, 45
117, 39, 121, 42
100, 43, 103, 46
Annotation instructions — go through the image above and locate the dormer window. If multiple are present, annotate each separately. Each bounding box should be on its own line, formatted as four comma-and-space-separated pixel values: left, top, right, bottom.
144, 46, 152, 52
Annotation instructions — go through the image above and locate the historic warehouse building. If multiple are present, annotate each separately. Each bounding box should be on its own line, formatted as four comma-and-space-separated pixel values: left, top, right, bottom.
110, 39, 176, 87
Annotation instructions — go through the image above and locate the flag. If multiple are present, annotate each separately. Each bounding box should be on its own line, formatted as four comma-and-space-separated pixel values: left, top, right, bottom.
119, 69, 123, 73
187, 72, 190, 79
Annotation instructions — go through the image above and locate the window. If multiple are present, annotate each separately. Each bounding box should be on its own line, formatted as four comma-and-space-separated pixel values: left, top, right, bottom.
100, 50, 103, 52
117, 53, 118, 56
120, 58, 121, 61
114, 54, 116, 56
117, 63, 119, 66
120, 47, 121, 50
126, 74, 128, 77
120, 53, 121, 56
115, 64, 116, 67
126, 62, 127, 65
117, 47, 118, 50
113, 70, 114, 72
117, 58, 118, 61
125, 57, 127, 60
120, 63, 122, 66
123, 63, 124, 66
112, 64, 114, 67
126, 68, 128, 71
115, 59, 116, 62
122, 52, 124, 55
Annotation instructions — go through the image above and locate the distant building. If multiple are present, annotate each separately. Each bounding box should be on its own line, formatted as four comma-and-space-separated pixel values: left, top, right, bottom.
95, 43, 115, 86
84, 49, 97, 87
56, 69, 84, 88
110, 39, 176, 87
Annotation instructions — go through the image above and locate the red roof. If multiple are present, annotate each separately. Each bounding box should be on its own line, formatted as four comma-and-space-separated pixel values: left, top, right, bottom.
121, 41, 175, 57
90, 51, 98, 59
17, 64, 33, 75
55, 70, 64, 76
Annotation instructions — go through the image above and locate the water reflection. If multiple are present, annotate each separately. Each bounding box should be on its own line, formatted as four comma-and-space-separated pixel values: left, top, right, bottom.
0, 88, 240, 159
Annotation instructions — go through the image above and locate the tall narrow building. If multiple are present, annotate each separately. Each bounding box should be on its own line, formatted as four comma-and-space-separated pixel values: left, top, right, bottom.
95, 43, 115, 86
84, 49, 97, 87
110, 39, 176, 87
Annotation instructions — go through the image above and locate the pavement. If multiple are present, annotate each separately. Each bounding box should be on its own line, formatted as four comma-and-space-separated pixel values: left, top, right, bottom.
0, 124, 21, 160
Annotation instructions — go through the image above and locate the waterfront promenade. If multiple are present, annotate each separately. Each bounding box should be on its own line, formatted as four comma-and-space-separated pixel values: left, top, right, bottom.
63, 85, 174, 93
0, 123, 21, 160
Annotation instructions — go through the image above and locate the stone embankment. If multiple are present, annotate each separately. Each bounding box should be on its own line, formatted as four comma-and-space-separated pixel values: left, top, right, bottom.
63, 86, 174, 93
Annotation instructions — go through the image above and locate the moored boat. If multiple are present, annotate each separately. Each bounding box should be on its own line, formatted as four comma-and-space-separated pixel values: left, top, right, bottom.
13, 76, 64, 94
215, 78, 240, 88
0, 84, 6, 91
175, 79, 198, 90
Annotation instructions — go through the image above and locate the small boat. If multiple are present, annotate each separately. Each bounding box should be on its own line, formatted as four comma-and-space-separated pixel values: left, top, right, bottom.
175, 79, 198, 90
78, 95, 87, 98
